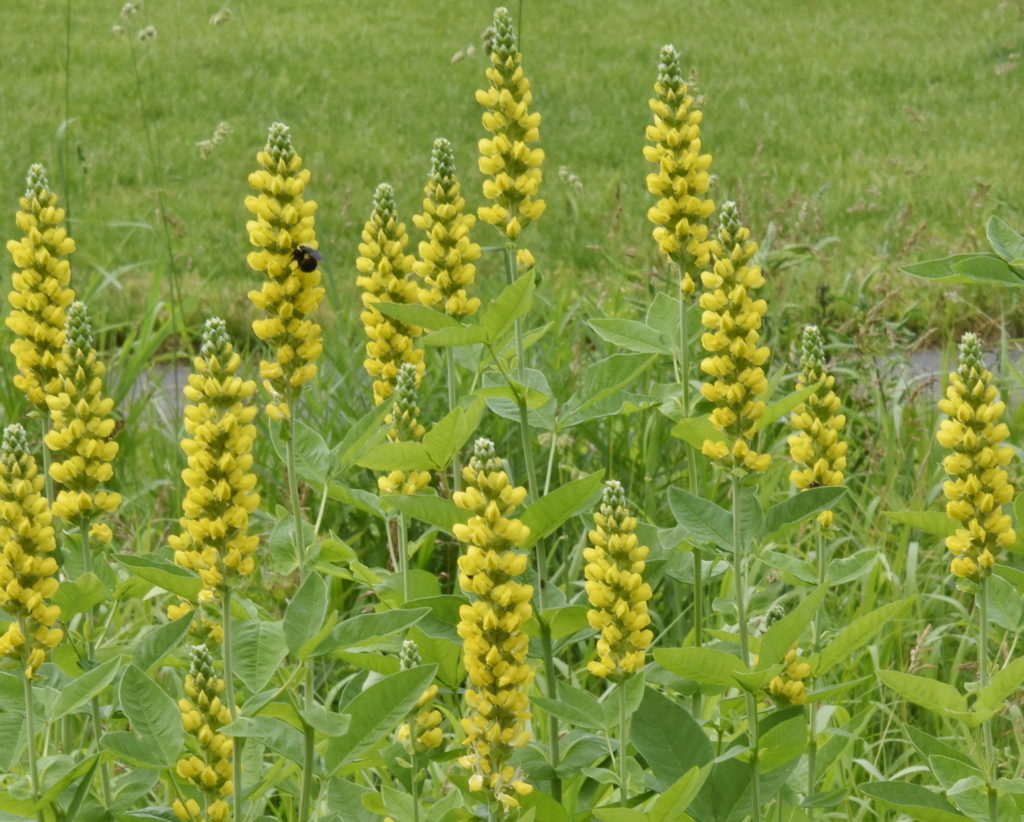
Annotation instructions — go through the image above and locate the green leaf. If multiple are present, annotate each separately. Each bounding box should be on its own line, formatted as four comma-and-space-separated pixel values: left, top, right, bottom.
335, 401, 393, 472
326, 483, 385, 519
132, 612, 195, 671
759, 586, 827, 670
475, 382, 552, 410
231, 620, 289, 693
524, 604, 591, 639
763, 487, 847, 536
531, 683, 607, 731
520, 470, 605, 550
115, 554, 203, 599
589, 317, 670, 354
355, 440, 435, 472
666, 487, 732, 551
51, 657, 122, 720
953, 253, 1024, 285
630, 687, 713, 791
325, 665, 437, 772
593, 811, 648, 822
118, 664, 183, 768
826, 548, 880, 585
53, 572, 109, 617
479, 271, 535, 341
420, 323, 489, 347
479, 368, 557, 430
987, 573, 1022, 631
757, 550, 818, 585
669, 415, 725, 449
654, 647, 745, 687
650, 765, 709, 822
987, 216, 1024, 262
882, 511, 956, 537
63, 755, 100, 822
754, 380, 821, 432
877, 670, 968, 717
561, 353, 658, 427
422, 399, 485, 468
374, 301, 462, 330
977, 654, 1024, 713
223, 716, 306, 764
758, 716, 806, 772
858, 781, 972, 821
290, 419, 334, 485
283, 572, 329, 658
900, 253, 1007, 285
311, 608, 429, 657
382, 494, 469, 533
817, 598, 914, 676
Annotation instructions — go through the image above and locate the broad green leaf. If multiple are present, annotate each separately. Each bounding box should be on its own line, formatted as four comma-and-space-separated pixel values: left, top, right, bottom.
754, 380, 820, 433
420, 323, 489, 347
650, 765, 710, 822
531, 684, 607, 731
882, 511, 956, 537
759, 586, 827, 669
36, 754, 102, 811
877, 670, 968, 716
763, 487, 847, 536
422, 399, 485, 468
987, 216, 1024, 262
115, 554, 203, 600
561, 353, 658, 428
231, 620, 289, 693
479, 367, 556, 429
311, 608, 429, 657
654, 647, 745, 687
326, 483, 385, 519
900, 253, 1002, 285
858, 781, 972, 821
953, 253, 1024, 285
380, 784, 417, 822
593, 811, 648, 822
758, 550, 818, 585
475, 382, 552, 409
630, 687, 712, 791
334, 401, 393, 471
479, 271, 535, 341
817, 598, 914, 676
987, 573, 1022, 631
758, 716, 806, 772
589, 317, 670, 354
51, 657, 122, 720
355, 440, 435, 472
131, 612, 195, 671
525, 604, 591, 639
382, 494, 469, 533
53, 572, 109, 617
826, 548, 880, 585
929, 755, 983, 792
520, 470, 605, 550
63, 755, 100, 822
325, 665, 437, 772
670, 415, 725, 449
283, 572, 329, 657
666, 486, 732, 551
374, 301, 461, 330
291, 419, 334, 485
518, 788, 570, 822
223, 716, 307, 764
118, 664, 183, 767
977, 654, 1024, 713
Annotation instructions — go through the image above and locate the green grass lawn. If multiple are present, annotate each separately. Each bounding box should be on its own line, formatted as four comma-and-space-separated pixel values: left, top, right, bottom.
2, 0, 1022, 338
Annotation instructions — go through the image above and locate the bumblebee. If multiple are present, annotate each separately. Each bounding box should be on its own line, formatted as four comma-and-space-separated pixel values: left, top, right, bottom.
292, 244, 323, 273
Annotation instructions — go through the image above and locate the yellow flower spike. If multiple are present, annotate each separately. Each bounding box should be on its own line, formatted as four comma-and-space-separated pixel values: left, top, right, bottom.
476, 7, 545, 240
44, 301, 122, 529
169, 318, 260, 596
356, 183, 425, 405
584, 480, 654, 678
643, 45, 716, 294
378, 363, 432, 496
766, 642, 812, 706
5, 164, 77, 409
395, 640, 446, 755
173, 644, 235, 822
937, 332, 1014, 582
699, 203, 771, 474
0, 424, 62, 679
245, 122, 324, 420
787, 325, 847, 528
454, 438, 533, 808
414, 138, 482, 318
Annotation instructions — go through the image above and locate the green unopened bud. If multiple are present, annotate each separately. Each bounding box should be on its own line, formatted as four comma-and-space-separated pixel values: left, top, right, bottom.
718, 201, 741, 241
468, 438, 502, 474
657, 44, 685, 88
0, 424, 29, 464
957, 332, 985, 385
491, 6, 517, 60
372, 182, 397, 223
64, 302, 95, 362
399, 639, 421, 670
200, 317, 231, 363
265, 122, 295, 166
430, 138, 457, 183
799, 325, 825, 383
24, 164, 51, 201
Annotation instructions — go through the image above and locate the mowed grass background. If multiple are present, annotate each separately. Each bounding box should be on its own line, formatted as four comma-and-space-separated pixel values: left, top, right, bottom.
2, 0, 1022, 345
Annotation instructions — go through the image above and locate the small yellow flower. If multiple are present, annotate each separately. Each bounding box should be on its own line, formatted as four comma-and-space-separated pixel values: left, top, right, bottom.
356, 183, 425, 406
643, 45, 715, 295
787, 325, 847, 528
0, 424, 63, 679
378, 363, 431, 496
245, 122, 324, 420
395, 640, 445, 754
936, 332, 1014, 581
584, 481, 654, 678
699, 202, 771, 473
766, 644, 812, 706
454, 438, 533, 810
476, 6, 545, 241
169, 318, 259, 598
5, 164, 76, 408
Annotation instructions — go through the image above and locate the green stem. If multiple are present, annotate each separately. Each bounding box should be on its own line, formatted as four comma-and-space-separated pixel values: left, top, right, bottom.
299, 666, 315, 822
732, 474, 760, 821
286, 417, 305, 579
618, 678, 629, 805
446, 348, 463, 493
222, 589, 242, 822
40, 417, 53, 505
81, 525, 113, 807
980, 578, 998, 822
410, 748, 420, 822
807, 528, 827, 799
397, 512, 409, 602
539, 620, 562, 802
20, 624, 43, 822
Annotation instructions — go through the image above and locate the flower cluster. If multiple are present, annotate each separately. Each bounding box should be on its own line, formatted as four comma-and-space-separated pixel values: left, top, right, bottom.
396, 641, 444, 754
936, 332, 1015, 581
453, 438, 534, 812
787, 325, 847, 528
173, 644, 234, 822
643, 44, 715, 295
476, 6, 545, 241
356, 183, 425, 406
413, 138, 482, 318
0, 424, 62, 679
245, 122, 324, 421
583, 480, 654, 678
699, 202, 772, 473
378, 363, 431, 496
766, 644, 812, 706
44, 301, 121, 539
169, 318, 259, 597
5, 164, 77, 408
167, 598, 223, 645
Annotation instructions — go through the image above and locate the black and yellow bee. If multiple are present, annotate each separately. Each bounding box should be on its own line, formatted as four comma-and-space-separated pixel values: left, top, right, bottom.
292, 244, 323, 272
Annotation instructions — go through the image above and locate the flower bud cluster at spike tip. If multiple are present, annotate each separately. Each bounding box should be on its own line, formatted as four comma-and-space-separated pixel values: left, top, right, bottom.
244, 122, 324, 421
5, 164, 77, 408
413, 138, 483, 318
787, 325, 848, 528
169, 318, 260, 598
396, 642, 445, 754
643, 45, 715, 295
475, 6, 546, 241
44, 302, 122, 532
356, 183, 426, 405
766, 643, 812, 706
453, 438, 534, 811
172, 644, 234, 822
698, 202, 772, 473
378, 363, 431, 496
583, 480, 654, 678
936, 332, 1015, 581
0, 424, 62, 679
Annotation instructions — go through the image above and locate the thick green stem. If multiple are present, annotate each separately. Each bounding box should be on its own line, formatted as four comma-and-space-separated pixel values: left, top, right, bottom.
222, 589, 243, 822
286, 417, 305, 579
539, 620, 562, 802
397, 512, 409, 602
732, 474, 760, 821
807, 528, 827, 799
40, 417, 53, 504
410, 748, 420, 822
980, 578, 998, 821
618, 679, 630, 805
20, 624, 43, 822
446, 348, 463, 492
81, 526, 113, 807
299, 668, 315, 822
